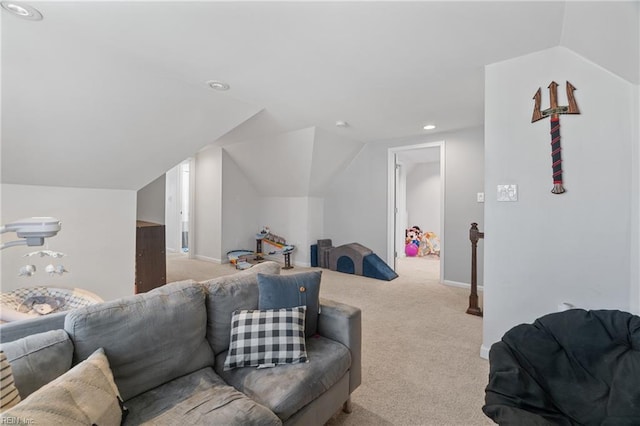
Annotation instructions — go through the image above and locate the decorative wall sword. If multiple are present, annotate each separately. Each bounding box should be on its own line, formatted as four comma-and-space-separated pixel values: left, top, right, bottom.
531, 81, 580, 194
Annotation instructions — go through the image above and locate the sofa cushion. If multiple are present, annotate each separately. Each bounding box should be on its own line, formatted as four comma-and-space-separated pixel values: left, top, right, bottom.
202, 261, 281, 355
257, 270, 322, 336
1, 348, 124, 426
123, 367, 281, 425
224, 306, 308, 371
0, 351, 21, 410
64, 280, 214, 401
0, 329, 73, 398
216, 335, 351, 422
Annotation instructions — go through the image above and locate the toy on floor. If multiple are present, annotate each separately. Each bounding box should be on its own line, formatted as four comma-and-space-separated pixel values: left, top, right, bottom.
405, 227, 421, 257
420, 231, 440, 256
310, 239, 398, 281
227, 249, 256, 270
405, 243, 419, 257
256, 227, 295, 269
405, 226, 440, 257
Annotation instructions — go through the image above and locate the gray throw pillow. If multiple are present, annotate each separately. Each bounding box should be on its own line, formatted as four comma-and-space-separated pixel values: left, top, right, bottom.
0, 329, 73, 399
257, 270, 321, 336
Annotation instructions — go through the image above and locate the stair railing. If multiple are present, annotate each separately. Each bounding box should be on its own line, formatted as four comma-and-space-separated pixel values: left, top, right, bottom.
466, 222, 484, 317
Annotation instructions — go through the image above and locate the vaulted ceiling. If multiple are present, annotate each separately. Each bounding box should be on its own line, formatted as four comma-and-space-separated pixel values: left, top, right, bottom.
2, 1, 637, 192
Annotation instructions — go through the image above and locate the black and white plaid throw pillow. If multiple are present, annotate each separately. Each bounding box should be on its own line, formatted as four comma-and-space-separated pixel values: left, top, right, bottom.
224, 306, 308, 371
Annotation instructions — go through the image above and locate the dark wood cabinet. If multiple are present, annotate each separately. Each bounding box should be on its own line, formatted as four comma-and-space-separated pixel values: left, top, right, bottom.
135, 221, 166, 293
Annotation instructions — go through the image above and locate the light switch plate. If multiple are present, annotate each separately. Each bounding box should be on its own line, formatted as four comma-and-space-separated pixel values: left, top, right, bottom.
477, 192, 485, 203
497, 184, 518, 202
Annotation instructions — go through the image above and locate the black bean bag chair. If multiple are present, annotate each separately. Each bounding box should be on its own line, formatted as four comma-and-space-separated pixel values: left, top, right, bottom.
483, 309, 640, 425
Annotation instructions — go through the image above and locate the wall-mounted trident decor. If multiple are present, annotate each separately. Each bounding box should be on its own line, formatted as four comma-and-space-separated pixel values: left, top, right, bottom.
531, 81, 580, 194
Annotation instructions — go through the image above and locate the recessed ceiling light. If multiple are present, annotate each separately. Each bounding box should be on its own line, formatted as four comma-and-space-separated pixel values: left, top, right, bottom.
335, 120, 349, 128
1, 1, 43, 20
207, 80, 230, 91
423, 124, 436, 130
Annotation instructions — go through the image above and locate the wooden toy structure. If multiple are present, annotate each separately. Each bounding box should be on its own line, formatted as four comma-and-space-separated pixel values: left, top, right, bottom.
255, 229, 295, 269
226, 228, 295, 270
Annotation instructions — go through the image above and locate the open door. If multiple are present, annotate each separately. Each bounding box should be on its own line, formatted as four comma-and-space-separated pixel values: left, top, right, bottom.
388, 142, 445, 282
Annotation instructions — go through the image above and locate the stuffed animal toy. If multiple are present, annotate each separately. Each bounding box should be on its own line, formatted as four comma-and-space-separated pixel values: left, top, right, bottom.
405, 227, 421, 247
420, 231, 441, 256
405, 226, 424, 257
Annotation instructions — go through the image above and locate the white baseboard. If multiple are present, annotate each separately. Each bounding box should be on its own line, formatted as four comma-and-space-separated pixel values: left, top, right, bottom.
480, 345, 491, 360
443, 280, 484, 292
194, 255, 222, 264
166, 247, 178, 253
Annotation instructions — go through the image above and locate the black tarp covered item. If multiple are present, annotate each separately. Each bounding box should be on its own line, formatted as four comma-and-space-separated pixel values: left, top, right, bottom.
483, 309, 640, 425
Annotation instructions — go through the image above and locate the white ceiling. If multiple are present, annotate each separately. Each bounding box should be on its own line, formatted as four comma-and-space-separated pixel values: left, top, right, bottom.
1, 1, 638, 191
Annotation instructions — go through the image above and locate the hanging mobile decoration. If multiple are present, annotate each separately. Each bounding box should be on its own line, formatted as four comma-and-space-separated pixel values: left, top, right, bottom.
45, 264, 69, 276
18, 265, 37, 277
24, 250, 66, 258
19, 250, 69, 276
531, 81, 580, 194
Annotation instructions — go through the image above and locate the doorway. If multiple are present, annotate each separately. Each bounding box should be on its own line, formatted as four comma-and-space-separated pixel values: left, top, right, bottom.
387, 142, 445, 282
165, 158, 195, 257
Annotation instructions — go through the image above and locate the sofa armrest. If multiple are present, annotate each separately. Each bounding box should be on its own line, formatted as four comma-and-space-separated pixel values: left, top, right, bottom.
0, 312, 67, 343
317, 298, 361, 393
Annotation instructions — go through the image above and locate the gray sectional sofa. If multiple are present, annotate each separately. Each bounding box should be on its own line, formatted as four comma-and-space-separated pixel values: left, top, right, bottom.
0, 261, 362, 425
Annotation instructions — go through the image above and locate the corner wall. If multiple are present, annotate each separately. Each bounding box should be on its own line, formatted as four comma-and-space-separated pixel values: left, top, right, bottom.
482, 47, 635, 355
193, 145, 223, 262
257, 196, 323, 267
1, 184, 136, 301
221, 149, 260, 257
136, 174, 165, 224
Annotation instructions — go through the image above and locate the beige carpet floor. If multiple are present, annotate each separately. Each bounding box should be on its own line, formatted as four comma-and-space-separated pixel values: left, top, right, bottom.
167, 253, 492, 426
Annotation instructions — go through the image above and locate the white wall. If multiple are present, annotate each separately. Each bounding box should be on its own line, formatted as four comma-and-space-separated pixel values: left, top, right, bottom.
406, 162, 441, 237
258, 197, 323, 267
323, 126, 484, 284
193, 146, 222, 262
310, 128, 364, 196
482, 46, 636, 356
137, 174, 165, 224
444, 129, 485, 285
221, 149, 260, 257
1, 184, 136, 301
632, 82, 640, 314
222, 128, 315, 197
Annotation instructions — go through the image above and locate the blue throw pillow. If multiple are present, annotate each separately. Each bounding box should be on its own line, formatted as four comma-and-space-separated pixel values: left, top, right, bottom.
257, 271, 322, 337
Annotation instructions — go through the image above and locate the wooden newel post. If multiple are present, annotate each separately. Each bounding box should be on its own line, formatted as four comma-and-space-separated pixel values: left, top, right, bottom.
467, 222, 484, 317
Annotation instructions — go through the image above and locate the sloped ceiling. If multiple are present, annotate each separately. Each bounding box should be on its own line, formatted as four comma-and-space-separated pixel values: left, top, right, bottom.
223, 128, 316, 197
222, 126, 364, 196
1, 1, 637, 192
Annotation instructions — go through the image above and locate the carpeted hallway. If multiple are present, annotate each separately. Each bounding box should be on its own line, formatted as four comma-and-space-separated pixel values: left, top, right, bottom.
167, 254, 492, 425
